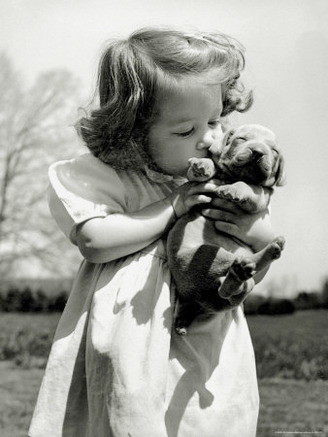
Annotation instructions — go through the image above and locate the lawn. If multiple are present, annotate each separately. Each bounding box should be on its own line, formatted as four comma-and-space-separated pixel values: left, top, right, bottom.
1, 310, 327, 436
247, 310, 328, 380
1, 362, 327, 437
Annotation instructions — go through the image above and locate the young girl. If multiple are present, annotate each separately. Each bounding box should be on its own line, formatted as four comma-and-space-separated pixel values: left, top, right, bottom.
29, 27, 275, 437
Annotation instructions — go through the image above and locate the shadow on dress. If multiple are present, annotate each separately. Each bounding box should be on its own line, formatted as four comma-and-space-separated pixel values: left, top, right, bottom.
165, 312, 234, 437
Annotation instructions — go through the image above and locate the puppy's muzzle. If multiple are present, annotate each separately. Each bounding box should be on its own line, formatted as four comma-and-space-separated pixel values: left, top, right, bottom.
232, 145, 272, 172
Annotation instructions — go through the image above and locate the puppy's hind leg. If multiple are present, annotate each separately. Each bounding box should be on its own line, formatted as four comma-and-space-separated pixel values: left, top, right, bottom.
218, 236, 285, 303
174, 300, 203, 335
218, 258, 256, 302
252, 236, 285, 272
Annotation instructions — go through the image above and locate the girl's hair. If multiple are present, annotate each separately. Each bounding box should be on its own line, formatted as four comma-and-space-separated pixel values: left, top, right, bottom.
77, 27, 253, 170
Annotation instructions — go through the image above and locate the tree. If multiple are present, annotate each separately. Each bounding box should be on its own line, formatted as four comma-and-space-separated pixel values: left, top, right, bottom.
0, 53, 83, 279
320, 277, 328, 308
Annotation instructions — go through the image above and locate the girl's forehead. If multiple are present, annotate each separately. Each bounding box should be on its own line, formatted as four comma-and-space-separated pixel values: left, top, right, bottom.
157, 69, 223, 94
154, 79, 223, 122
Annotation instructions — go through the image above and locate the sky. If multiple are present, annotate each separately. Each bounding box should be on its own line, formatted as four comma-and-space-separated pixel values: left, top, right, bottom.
1, 0, 328, 295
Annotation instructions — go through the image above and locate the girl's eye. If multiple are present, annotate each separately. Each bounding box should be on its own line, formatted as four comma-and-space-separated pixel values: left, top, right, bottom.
209, 120, 221, 128
175, 128, 194, 138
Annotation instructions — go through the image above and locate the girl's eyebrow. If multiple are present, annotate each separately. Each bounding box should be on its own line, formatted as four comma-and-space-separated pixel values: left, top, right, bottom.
171, 117, 194, 125
170, 112, 222, 126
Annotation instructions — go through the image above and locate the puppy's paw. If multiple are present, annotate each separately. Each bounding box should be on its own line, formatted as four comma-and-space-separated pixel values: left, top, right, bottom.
267, 236, 285, 260
175, 326, 188, 335
230, 257, 256, 281
219, 257, 256, 299
216, 184, 247, 204
187, 158, 215, 181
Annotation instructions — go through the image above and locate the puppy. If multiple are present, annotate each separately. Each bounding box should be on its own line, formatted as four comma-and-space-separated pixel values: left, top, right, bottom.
167, 124, 286, 335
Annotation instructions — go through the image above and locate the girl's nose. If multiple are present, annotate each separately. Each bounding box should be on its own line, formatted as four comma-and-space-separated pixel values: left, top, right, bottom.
196, 130, 215, 151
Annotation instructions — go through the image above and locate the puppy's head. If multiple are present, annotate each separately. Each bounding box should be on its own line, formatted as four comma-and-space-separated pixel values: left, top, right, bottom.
214, 124, 285, 187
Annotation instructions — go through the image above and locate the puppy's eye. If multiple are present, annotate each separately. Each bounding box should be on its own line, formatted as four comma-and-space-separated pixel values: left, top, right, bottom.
226, 130, 235, 142
235, 137, 247, 143
272, 148, 279, 156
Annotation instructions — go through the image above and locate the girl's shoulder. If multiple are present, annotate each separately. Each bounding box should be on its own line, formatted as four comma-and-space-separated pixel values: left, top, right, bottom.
49, 153, 127, 192
49, 153, 185, 211
49, 152, 119, 179
48, 153, 164, 204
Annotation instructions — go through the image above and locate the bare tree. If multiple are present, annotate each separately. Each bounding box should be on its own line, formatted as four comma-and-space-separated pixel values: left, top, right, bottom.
0, 53, 83, 279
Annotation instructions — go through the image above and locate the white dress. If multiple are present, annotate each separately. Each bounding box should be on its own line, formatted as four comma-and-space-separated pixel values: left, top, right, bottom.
29, 153, 259, 437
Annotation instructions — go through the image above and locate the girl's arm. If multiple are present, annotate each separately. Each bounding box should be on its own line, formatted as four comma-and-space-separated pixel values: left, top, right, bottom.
76, 181, 217, 263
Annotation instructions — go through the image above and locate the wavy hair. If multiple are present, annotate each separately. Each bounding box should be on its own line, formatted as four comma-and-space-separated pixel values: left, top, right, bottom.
76, 27, 253, 170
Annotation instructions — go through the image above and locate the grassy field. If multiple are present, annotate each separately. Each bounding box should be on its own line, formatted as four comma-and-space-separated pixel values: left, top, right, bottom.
247, 310, 328, 380
0, 310, 327, 436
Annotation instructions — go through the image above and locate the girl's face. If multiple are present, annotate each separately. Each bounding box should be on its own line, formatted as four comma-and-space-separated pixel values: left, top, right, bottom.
147, 77, 223, 176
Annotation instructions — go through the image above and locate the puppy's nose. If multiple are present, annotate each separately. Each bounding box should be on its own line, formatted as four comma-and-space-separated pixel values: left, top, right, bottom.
252, 150, 264, 161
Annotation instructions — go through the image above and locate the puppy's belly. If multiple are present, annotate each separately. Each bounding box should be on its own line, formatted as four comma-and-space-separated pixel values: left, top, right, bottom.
174, 214, 252, 258
167, 214, 253, 298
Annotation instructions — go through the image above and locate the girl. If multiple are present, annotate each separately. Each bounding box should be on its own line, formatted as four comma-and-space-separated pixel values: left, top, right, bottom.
29, 27, 275, 437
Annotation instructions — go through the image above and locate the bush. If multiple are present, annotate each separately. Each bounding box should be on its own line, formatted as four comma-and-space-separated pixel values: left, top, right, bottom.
244, 296, 296, 315
20, 287, 35, 312
33, 289, 48, 312
0, 288, 68, 313
258, 298, 295, 315
47, 291, 67, 312
3, 288, 22, 312
294, 291, 322, 310
244, 294, 267, 315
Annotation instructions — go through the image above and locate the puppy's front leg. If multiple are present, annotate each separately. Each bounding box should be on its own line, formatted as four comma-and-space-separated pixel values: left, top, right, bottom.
216, 182, 272, 212
187, 157, 216, 181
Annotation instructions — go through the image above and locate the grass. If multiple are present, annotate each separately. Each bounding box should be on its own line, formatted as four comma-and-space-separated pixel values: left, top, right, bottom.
1, 363, 327, 437
257, 378, 328, 436
0, 310, 328, 436
0, 361, 41, 437
247, 310, 328, 380
0, 312, 60, 367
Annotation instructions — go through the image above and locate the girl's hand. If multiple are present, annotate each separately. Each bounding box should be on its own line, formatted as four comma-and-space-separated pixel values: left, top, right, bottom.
202, 197, 276, 252
168, 181, 218, 218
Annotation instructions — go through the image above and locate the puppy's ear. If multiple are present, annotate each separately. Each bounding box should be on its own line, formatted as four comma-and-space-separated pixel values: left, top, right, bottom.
275, 154, 286, 186
224, 129, 235, 146
209, 129, 234, 157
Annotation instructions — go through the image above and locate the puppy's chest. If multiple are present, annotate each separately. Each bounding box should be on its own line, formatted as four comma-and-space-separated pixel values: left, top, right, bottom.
181, 214, 249, 254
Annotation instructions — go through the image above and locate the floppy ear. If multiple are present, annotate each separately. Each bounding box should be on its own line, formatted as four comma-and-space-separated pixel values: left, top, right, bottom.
209, 128, 235, 158
262, 152, 286, 187
275, 154, 286, 186
224, 129, 235, 147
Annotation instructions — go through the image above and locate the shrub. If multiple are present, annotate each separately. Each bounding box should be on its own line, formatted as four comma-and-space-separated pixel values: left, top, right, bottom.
3, 288, 22, 312
258, 298, 295, 315
294, 291, 322, 310
47, 291, 68, 312
244, 294, 267, 315
20, 287, 35, 312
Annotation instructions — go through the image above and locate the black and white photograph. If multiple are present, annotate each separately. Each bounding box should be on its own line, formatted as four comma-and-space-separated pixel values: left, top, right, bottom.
0, 1, 327, 436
